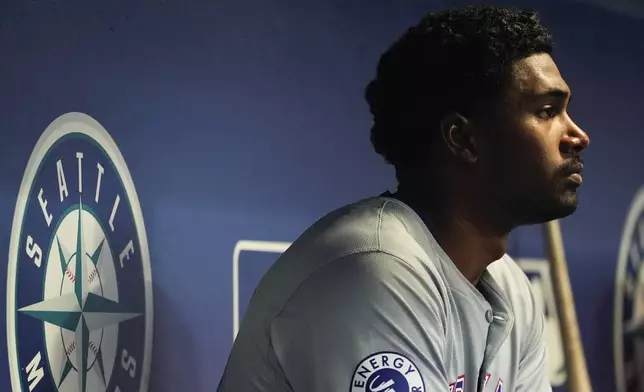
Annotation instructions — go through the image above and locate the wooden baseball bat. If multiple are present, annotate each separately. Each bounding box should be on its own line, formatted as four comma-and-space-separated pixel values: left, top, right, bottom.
542, 219, 592, 392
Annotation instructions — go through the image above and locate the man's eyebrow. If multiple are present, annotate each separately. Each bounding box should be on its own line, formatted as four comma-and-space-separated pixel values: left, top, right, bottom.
530, 88, 572, 103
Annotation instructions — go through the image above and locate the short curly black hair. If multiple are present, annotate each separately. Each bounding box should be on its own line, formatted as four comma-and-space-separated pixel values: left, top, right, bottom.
366, 5, 554, 168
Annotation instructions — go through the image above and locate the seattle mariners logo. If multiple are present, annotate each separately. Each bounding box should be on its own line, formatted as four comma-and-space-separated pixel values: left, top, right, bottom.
614, 187, 644, 392
6, 113, 153, 392
350, 352, 424, 392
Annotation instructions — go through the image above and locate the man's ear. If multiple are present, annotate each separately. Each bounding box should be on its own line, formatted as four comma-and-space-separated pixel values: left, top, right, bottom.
439, 112, 478, 163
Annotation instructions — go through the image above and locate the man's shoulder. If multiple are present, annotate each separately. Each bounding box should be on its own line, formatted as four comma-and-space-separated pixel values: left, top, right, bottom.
277, 195, 448, 299
257, 196, 445, 305
293, 195, 432, 262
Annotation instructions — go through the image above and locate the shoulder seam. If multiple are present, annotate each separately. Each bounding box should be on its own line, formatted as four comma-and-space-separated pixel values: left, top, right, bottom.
376, 199, 391, 250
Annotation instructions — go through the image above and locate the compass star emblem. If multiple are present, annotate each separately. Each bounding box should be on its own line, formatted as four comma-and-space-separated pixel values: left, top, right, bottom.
19, 198, 140, 392
6, 112, 153, 392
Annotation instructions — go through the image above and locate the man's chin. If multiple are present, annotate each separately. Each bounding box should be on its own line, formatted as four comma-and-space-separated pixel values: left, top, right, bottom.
549, 192, 579, 219
514, 191, 580, 226
549, 201, 578, 221
557, 189, 580, 214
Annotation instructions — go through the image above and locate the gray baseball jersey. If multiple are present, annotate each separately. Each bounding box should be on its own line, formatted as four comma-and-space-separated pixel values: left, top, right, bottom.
217, 196, 551, 392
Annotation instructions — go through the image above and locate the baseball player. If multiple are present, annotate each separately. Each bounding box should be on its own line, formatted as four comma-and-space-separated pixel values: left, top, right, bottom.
217, 5, 589, 392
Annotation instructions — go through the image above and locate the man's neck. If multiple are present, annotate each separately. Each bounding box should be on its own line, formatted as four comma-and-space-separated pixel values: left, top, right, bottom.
390, 187, 509, 285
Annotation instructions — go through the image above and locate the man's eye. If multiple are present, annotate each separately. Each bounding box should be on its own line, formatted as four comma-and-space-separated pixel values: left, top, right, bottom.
537, 107, 557, 119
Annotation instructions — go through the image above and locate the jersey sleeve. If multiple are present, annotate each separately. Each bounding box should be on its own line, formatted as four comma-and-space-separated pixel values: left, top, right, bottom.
514, 267, 553, 392
269, 251, 448, 392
